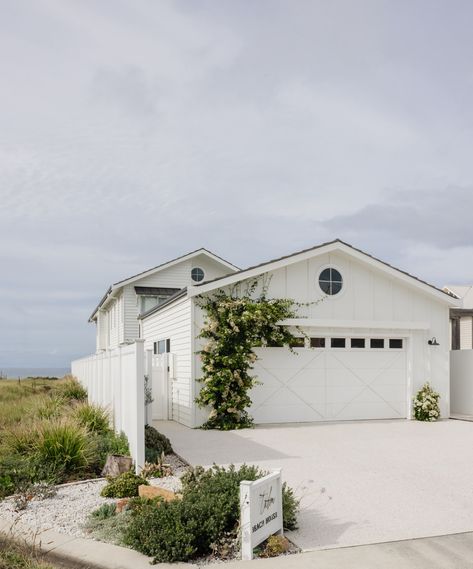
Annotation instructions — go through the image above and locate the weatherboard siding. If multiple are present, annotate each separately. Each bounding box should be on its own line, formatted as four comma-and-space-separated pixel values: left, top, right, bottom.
142, 297, 193, 427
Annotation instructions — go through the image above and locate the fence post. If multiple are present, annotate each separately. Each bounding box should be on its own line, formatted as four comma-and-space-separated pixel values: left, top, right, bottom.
145, 349, 153, 426
134, 340, 146, 473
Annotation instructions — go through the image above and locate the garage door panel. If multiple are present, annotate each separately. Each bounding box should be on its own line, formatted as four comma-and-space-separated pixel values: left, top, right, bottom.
332, 400, 404, 421
290, 369, 325, 387
250, 404, 322, 424
251, 341, 407, 423
328, 351, 397, 369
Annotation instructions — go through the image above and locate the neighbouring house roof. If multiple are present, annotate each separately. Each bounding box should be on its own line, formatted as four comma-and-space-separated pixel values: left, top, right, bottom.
188, 239, 459, 306
138, 288, 188, 320
89, 248, 238, 322
443, 285, 473, 309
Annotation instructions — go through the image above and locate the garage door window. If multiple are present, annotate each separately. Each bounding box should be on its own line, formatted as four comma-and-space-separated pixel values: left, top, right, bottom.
370, 338, 384, 349
389, 339, 403, 349
351, 338, 365, 348
289, 337, 305, 348
310, 337, 326, 348
331, 338, 346, 348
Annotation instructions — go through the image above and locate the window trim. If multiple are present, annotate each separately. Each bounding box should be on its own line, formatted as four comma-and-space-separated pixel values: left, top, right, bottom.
317, 264, 345, 298
191, 267, 205, 283
154, 338, 171, 355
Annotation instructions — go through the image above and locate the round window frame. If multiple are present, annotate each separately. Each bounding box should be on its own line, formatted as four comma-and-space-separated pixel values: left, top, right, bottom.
317, 264, 345, 298
191, 267, 205, 283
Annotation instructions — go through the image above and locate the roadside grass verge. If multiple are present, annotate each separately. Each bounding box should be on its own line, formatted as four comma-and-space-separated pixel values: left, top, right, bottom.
0, 537, 58, 569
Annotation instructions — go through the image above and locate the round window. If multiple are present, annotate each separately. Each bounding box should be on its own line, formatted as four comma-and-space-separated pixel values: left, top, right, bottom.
191, 267, 205, 282
319, 267, 343, 295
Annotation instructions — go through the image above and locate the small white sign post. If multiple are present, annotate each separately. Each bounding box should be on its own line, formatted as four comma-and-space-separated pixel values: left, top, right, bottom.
240, 469, 283, 560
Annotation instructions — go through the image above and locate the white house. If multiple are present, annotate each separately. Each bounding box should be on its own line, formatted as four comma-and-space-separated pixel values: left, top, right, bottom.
140, 239, 458, 427
442, 285, 473, 350
89, 249, 239, 353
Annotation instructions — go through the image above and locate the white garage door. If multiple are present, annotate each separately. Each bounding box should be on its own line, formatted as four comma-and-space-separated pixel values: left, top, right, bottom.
250, 338, 407, 423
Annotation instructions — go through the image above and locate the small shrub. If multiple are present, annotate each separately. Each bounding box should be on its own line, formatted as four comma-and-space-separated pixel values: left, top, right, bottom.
124, 464, 299, 563
74, 403, 110, 434
57, 379, 87, 402
91, 503, 117, 520
413, 382, 440, 421
101, 471, 148, 498
145, 425, 172, 457
260, 535, 291, 558
140, 457, 172, 479
282, 481, 299, 530
124, 499, 197, 563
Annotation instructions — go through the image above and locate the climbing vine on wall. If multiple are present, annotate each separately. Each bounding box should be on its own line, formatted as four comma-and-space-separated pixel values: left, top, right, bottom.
195, 281, 304, 430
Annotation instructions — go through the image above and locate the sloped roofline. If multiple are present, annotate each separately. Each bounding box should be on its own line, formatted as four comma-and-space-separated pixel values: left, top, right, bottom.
188, 239, 459, 306
89, 248, 239, 322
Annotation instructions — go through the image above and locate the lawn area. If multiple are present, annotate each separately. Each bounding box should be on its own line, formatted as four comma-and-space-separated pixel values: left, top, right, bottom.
0, 376, 130, 499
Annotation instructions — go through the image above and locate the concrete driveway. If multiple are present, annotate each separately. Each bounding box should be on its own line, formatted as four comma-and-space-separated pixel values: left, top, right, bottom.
154, 419, 473, 551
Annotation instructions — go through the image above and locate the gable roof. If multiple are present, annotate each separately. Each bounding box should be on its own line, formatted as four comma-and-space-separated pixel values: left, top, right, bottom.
89, 248, 239, 322
443, 285, 473, 308
188, 239, 459, 306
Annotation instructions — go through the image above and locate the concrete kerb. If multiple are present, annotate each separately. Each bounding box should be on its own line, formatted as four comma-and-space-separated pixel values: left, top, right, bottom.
0, 517, 195, 569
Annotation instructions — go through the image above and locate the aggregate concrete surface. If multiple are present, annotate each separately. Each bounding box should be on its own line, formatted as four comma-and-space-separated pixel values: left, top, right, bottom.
155, 418, 473, 551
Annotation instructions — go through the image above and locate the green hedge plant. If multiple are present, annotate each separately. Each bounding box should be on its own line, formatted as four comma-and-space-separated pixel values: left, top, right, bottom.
124, 464, 299, 563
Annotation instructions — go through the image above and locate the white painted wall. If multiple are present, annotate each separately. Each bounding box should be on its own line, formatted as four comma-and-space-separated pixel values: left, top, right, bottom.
141, 297, 193, 427
192, 250, 451, 424
451, 350, 473, 415
95, 254, 233, 351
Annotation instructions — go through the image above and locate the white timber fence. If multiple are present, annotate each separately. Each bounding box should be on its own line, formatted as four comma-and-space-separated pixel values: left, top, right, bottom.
451, 349, 473, 417
71, 340, 146, 473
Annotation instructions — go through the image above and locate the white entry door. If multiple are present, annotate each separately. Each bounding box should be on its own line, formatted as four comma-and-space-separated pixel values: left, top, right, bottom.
250, 342, 407, 423
151, 353, 169, 420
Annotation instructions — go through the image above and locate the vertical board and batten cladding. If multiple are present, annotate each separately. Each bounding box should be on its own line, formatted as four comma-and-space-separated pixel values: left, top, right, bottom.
141, 297, 193, 427
123, 255, 232, 344
193, 250, 451, 424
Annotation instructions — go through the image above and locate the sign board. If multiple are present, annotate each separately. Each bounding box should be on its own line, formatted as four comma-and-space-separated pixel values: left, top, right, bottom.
240, 469, 283, 560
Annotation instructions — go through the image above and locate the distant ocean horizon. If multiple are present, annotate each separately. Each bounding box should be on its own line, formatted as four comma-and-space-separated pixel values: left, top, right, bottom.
0, 367, 71, 379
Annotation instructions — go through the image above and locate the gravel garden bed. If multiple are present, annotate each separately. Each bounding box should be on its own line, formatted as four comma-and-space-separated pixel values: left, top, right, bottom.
0, 454, 187, 539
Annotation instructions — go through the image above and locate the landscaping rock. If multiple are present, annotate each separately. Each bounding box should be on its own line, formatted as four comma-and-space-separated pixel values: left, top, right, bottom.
138, 484, 177, 502
101, 454, 133, 477
116, 497, 131, 513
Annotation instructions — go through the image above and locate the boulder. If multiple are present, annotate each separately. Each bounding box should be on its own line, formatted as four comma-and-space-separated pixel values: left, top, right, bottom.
101, 455, 133, 477
138, 484, 177, 502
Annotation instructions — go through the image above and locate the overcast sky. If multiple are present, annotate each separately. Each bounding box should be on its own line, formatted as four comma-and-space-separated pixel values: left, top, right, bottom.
2, 0, 473, 368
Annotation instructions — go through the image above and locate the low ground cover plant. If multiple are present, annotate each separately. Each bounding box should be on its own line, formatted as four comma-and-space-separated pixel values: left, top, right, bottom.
413, 382, 440, 421
124, 464, 299, 563
101, 471, 148, 498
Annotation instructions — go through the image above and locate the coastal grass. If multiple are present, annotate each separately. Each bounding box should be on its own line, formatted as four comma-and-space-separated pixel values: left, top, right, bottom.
0, 376, 129, 497
0, 538, 58, 569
